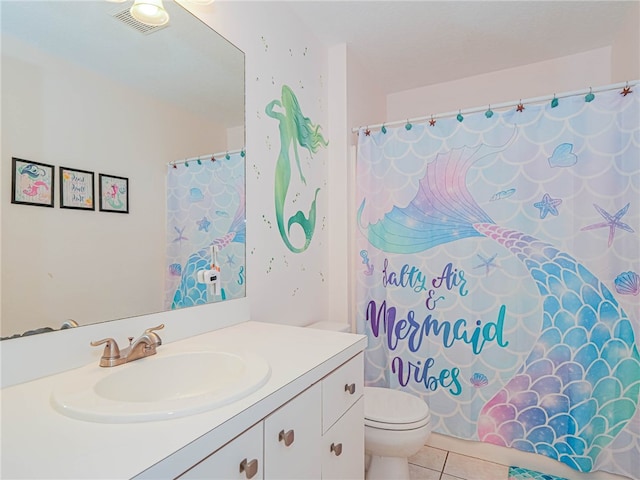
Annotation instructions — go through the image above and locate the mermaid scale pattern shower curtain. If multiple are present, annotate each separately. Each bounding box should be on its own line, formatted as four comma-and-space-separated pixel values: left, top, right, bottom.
355, 85, 639, 477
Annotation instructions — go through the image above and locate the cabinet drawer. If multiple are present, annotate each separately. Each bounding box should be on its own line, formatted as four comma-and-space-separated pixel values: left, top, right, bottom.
264, 383, 321, 479
321, 397, 364, 480
322, 352, 363, 433
178, 422, 263, 480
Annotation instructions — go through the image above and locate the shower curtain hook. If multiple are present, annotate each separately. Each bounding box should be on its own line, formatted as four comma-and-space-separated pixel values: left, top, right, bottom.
429, 115, 436, 126
211, 154, 216, 162
485, 105, 494, 119
585, 87, 595, 103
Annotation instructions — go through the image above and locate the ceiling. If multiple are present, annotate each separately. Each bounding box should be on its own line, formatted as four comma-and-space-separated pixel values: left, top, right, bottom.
287, 0, 638, 95
0, 0, 245, 128
2, 1, 636, 122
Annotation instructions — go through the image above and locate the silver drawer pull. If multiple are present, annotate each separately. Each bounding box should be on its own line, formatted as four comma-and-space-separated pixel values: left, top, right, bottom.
239, 458, 258, 479
344, 383, 356, 394
278, 429, 295, 447
330, 442, 343, 456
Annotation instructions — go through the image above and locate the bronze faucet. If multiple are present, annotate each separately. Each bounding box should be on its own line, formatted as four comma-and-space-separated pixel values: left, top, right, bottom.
91, 324, 164, 367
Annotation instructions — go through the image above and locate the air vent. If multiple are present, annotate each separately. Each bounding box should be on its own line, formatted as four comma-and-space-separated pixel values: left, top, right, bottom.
111, 7, 168, 35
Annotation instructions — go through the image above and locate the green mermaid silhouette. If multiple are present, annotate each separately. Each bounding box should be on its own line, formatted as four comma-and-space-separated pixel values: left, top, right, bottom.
266, 85, 328, 253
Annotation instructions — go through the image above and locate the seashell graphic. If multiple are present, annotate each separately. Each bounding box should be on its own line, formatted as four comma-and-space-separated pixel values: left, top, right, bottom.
470, 372, 489, 388
168, 263, 182, 276
614, 271, 640, 296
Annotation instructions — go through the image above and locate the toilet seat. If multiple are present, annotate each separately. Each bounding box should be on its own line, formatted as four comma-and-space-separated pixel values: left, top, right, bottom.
364, 387, 431, 431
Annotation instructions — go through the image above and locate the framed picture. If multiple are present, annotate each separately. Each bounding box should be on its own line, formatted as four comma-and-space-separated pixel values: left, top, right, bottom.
99, 174, 129, 213
60, 166, 95, 210
11, 157, 55, 207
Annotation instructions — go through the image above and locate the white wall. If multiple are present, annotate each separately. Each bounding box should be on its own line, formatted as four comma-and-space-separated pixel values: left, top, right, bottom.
189, 2, 331, 328
1, 35, 228, 337
387, 47, 613, 122
611, 0, 640, 82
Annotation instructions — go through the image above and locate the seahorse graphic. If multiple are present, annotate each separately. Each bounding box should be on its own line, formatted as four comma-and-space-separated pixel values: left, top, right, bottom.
171, 183, 245, 308
265, 85, 328, 253
358, 143, 640, 473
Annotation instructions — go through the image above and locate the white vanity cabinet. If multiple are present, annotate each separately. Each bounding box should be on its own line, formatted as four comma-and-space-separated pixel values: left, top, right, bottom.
175, 353, 363, 480
179, 422, 264, 480
264, 383, 322, 478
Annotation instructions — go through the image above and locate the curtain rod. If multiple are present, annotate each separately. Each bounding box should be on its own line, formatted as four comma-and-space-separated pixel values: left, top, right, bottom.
351, 80, 638, 133
168, 148, 245, 167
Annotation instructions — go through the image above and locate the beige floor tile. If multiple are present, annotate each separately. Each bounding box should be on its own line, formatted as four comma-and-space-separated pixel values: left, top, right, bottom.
441, 475, 464, 480
443, 452, 509, 480
409, 445, 448, 471
409, 463, 442, 480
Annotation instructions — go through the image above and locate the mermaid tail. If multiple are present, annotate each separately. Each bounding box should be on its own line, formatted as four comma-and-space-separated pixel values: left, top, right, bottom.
474, 224, 640, 472
359, 143, 640, 472
358, 144, 499, 254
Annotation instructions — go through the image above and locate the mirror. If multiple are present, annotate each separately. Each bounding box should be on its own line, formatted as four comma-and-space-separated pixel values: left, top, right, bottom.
1, 0, 246, 339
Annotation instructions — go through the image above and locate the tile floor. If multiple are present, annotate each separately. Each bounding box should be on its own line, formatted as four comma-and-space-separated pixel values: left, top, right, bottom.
408, 445, 510, 480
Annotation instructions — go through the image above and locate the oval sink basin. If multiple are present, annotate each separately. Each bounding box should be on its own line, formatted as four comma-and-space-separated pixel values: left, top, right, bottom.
51, 350, 271, 423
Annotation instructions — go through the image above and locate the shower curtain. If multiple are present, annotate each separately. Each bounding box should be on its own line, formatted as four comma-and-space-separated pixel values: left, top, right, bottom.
164, 152, 245, 309
355, 86, 639, 477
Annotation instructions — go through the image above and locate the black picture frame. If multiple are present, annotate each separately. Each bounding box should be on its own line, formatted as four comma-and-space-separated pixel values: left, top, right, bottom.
59, 166, 95, 210
11, 157, 55, 208
99, 174, 129, 214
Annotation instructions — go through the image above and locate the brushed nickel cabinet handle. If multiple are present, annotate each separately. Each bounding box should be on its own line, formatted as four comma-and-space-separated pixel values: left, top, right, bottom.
344, 383, 356, 394
278, 429, 295, 447
239, 458, 258, 479
330, 442, 343, 456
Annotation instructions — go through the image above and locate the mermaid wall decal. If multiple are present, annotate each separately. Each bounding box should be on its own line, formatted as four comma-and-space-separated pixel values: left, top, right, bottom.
265, 85, 328, 253
356, 88, 639, 476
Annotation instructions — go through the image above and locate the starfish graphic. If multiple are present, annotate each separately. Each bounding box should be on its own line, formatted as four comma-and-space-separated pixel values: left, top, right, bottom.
225, 254, 236, 266
581, 203, 634, 247
516, 103, 525, 112
621, 86, 633, 97
473, 253, 499, 277
364, 128, 371, 136
533, 193, 562, 219
196, 216, 211, 232
429, 118, 436, 126
172, 226, 189, 245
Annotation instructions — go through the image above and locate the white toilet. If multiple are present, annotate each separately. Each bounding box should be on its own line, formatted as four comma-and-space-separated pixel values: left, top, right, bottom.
364, 387, 431, 480
306, 322, 432, 480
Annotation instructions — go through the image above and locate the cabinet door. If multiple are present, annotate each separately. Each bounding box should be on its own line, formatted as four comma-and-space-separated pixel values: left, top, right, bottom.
322, 353, 363, 433
178, 422, 263, 480
264, 383, 322, 479
321, 397, 364, 480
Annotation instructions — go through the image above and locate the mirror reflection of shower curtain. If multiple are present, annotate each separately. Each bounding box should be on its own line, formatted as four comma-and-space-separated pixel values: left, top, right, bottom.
164, 152, 245, 309
355, 86, 639, 477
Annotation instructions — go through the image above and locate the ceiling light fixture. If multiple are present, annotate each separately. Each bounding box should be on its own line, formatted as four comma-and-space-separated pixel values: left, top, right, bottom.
130, 0, 169, 26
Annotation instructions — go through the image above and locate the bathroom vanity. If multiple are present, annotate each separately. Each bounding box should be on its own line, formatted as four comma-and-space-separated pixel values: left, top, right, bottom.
0, 321, 366, 479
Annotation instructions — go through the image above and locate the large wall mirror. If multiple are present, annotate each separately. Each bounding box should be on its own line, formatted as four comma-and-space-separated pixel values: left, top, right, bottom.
1, 0, 246, 339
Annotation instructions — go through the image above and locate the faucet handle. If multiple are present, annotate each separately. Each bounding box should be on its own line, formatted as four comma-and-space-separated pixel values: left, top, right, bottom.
144, 324, 164, 345
90, 338, 121, 359
145, 324, 164, 334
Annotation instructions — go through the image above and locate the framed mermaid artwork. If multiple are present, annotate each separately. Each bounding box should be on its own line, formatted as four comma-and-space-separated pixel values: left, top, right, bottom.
60, 166, 95, 210
11, 157, 55, 208
98, 173, 129, 214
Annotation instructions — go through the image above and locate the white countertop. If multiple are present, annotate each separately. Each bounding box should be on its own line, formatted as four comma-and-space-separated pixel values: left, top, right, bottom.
0, 321, 366, 479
